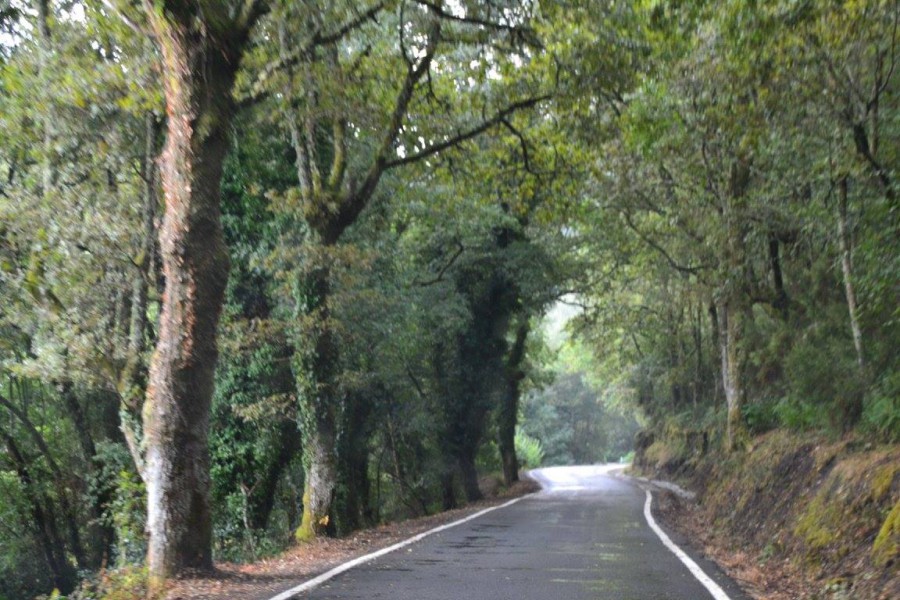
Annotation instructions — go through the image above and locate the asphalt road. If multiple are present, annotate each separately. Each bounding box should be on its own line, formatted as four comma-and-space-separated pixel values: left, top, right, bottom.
295, 465, 750, 599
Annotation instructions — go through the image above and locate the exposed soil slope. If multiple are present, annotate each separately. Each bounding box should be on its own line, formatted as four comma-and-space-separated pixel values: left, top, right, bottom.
636, 430, 899, 599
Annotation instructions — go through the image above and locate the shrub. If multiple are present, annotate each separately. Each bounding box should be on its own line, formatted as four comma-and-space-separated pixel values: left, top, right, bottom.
860, 370, 900, 443
514, 431, 544, 469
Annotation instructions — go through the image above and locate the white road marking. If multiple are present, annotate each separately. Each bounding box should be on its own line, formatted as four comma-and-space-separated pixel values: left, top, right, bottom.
266, 495, 530, 600
643, 490, 732, 600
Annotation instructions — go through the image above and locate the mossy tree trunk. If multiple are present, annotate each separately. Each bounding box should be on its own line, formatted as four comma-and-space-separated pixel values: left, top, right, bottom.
141, 0, 266, 587
118, 112, 161, 481
295, 265, 340, 541
718, 158, 752, 452
717, 297, 750, 452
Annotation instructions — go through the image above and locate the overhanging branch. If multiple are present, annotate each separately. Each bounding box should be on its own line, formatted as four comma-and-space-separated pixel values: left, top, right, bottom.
241, 1, 386, 107
384, 95, 550, 170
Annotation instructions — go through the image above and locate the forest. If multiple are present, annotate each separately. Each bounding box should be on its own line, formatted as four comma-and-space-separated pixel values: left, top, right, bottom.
0, 1, 897, 598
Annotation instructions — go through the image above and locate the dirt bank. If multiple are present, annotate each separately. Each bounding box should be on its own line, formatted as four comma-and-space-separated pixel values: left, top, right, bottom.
637, 430, 899, 599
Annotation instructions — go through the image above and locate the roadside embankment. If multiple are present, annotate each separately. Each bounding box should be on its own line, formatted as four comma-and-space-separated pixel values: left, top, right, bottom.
634, 429, 899, 599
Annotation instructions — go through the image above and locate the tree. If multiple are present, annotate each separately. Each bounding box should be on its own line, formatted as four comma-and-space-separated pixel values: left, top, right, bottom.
140, 0, 267, 585
254, 0, 550, 539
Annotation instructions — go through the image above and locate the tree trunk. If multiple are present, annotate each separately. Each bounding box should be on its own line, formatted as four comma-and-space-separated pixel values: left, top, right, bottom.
458, 448, 483, 502
768, 234, 789, 317
718, 159, 752, 452
295, 263, 342, 541
297, 414, 337, 541
0, 391, 88, 569
499, 321, 529, 486
333, 392, 373, 534
708, 303, 721, 412
250, 420, 300, 531
34, 0, 57, 195
440, 466, 457, 511
142, 3, 262, 585
60, 382, 116, 564
119, 113, 160, 480
717, 299, 749, 452
837, 178, 865, 370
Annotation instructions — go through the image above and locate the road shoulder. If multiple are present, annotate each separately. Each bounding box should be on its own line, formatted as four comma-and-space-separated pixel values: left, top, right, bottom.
612, 470, 755, 600
164, 479, 539, 600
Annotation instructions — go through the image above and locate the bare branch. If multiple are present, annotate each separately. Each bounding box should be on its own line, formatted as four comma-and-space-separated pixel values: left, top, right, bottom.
500, 117, 534, 175
0, 393, 62, 478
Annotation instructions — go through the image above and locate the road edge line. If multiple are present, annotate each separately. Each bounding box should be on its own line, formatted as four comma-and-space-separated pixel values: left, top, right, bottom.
266, 494, 531, 600
643, 490, 732, 600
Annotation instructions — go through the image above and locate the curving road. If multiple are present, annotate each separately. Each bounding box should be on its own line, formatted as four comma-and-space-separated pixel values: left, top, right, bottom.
288, 465, 750, 599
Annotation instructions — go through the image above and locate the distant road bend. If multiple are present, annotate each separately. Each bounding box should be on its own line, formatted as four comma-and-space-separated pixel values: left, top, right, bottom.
276, 465, 750, 600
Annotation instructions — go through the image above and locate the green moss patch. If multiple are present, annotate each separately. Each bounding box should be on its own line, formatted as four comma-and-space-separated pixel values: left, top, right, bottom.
872, 500, 900, 568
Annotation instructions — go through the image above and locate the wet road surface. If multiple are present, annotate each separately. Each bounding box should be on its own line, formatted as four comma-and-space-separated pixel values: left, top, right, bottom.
294, 465, 749, 599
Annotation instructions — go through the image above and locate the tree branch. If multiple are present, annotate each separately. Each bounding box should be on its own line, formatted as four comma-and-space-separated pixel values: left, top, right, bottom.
99, 0, 146, 36
412, 0, 539, 46
621, 210, 709, 276
385, 95, 550, 170
0, 393, 62, 478
415, 240, 464, 286
236, 0, 269, 34
242, 1, 386, 107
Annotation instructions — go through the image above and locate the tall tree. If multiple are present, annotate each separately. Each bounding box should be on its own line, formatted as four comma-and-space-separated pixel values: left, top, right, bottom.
258, 0, 549, 540
140, 0, 267, 585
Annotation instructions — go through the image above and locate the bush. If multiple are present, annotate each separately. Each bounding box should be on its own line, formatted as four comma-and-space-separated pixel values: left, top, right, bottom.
774, 397, 828, 431
782, 324, 867, 432
862, 371, 900, 443
37, 567, 147, 600
514, 431, 544, 469
743, 399, 780, 434
109, 469, 147, 567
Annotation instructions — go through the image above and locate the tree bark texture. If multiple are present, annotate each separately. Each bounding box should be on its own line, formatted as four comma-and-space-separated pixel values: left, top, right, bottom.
297, 413, 337, 541
142, 1, 261, 584
718, 158, 752, 452
119, 112, 160, 481
333, 392, 374, 534
717, 299, 749, 452
458, 449, 482, 502
250, 419, 301, 531
296, 266, 341, 541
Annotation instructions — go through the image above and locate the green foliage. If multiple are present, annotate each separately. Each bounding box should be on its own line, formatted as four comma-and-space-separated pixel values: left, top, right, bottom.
520, 352, 641, 466
742, 399, 780, 435
108, 468, 146, 568
88, 442, 146, 567
0, 0, 897, 596
50, 566, 148, 600
782, 321, 868, 429
514, 431, 544, 469
861, 372, 900, 443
